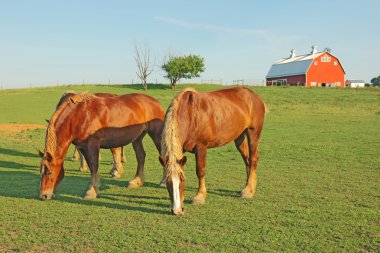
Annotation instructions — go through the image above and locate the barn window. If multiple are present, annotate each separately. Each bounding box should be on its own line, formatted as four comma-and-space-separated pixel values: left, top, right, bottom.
334, 61, 337, 65
314, 61, 318, 65
321, 55, 331, 62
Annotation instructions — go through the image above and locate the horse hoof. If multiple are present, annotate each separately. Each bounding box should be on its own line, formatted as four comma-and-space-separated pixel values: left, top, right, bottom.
192, 194, 206, 205
171, 208, 185, 215
84, 187, 97, 200
241, 188, 255, 198
79, 167, 88, 173
128, 178, 143, 189
111, 171, 121, 179
160, 181, 166, 188
84, 194, 97, 200
128, 182, 143, 189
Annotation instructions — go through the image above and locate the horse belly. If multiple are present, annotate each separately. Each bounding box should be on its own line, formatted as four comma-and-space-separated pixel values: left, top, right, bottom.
205, 117, 247, 148
99, 124, 146, 149
207, 127, 245, 148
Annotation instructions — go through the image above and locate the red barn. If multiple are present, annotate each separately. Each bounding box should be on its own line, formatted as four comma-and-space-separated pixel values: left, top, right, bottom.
266, 46, 345, 87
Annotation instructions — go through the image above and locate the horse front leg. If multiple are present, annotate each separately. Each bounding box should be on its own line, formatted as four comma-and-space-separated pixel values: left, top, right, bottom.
79, 143, 101, 200
128, 133, 146, 188
109, 147, 124, 179
193, 145, 207, 205
147, 120, 166, 187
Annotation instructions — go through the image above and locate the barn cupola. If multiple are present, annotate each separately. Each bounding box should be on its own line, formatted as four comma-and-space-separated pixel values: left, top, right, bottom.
311, 45, 318, 54
324, 47, 331, 53
290, 49, 296, 58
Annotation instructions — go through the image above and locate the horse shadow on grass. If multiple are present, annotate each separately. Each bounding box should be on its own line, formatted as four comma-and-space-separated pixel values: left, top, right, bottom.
0, 147, 38, 158
0, 169, 169, 215
0, 160, 36, 170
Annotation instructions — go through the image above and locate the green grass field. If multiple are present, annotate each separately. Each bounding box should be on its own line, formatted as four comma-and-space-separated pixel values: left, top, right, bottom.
0, 84, 379, 252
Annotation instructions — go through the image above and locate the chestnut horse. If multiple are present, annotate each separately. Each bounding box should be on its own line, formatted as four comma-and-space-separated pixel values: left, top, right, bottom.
159, 87, 266, 215
56, 92, 126, 178
38, 93, 165, 200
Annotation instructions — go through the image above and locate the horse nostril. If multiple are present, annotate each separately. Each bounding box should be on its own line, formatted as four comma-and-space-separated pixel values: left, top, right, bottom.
41, 194, 48, 200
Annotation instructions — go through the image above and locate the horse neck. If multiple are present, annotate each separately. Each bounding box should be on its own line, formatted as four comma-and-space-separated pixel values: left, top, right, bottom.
45, 109, 73, 164
54, 126, 72, 163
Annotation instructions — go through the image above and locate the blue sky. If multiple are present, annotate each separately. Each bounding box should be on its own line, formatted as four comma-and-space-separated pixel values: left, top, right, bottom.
1, 0, 379, 88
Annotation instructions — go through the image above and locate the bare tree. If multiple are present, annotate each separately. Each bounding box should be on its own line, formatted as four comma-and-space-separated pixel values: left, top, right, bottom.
134, 44, 154, 90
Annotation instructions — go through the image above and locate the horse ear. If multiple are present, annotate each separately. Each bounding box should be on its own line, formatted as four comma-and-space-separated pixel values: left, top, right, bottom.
45, 119, 50, 124
177, 156, 187, 166
159, 156, 168, 166
37, 149, 44, 158
45, 152, 53, 162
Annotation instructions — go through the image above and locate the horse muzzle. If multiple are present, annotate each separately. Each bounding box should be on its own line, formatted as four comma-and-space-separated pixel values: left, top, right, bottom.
39, 192, 54, 201
171, 208, 184, 215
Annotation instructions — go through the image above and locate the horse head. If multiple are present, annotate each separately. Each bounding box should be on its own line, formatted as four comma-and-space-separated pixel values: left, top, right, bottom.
159, 155, 187, 215
37, 149, 65, 200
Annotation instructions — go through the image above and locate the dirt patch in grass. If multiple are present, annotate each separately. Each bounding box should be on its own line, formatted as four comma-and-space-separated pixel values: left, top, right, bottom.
0, 124, 45, 133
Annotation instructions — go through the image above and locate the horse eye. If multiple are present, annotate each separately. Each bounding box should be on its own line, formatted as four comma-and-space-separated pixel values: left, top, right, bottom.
44, 166, 52, 176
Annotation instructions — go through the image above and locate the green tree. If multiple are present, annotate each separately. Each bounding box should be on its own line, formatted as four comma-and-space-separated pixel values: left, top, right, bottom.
370, 75, 380, 86
161, 54, 205, 90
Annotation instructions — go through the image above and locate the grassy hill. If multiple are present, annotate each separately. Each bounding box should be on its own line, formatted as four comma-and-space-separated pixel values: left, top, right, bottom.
0, 84, 379, 252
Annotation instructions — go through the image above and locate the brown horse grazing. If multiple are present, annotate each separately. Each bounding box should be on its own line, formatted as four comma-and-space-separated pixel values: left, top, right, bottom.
55, 92, 126, 178
38, 93, 165, 200
159, 87, 266, 215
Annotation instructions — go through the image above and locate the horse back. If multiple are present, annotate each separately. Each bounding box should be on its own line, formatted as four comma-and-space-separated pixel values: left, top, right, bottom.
71, 93, 164, 142
179, 87, 265, 149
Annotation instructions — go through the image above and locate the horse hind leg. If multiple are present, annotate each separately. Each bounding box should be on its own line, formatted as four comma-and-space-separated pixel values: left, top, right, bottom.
128, 133, 146, 188
79, 149, 88, 172
241, 127, 262, 199
234, 131, 249, 178
120, 146, 126, 163
109, 147, 124, 179
71, 146, 80, 161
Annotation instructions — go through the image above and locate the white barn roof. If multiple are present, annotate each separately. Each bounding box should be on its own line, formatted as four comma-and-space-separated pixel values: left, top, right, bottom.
266, 52, 323, 78
347, 79, 365, 83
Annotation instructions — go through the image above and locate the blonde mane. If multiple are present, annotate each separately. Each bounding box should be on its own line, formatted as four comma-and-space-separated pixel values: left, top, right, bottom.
161, 88, 197, 178
44, 93, 95, 156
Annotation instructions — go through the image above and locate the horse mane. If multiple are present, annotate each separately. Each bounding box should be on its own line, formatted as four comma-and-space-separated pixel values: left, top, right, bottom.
161, 88, 197, 178
45, 93, 95, 156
